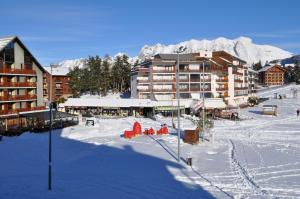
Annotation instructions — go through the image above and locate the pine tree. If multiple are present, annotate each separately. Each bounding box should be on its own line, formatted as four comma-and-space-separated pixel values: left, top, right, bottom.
68, 66, 83, 97
101, 58, 111, 95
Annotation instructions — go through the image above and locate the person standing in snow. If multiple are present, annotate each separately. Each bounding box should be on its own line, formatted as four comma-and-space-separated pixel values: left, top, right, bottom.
297, 109, 300, 116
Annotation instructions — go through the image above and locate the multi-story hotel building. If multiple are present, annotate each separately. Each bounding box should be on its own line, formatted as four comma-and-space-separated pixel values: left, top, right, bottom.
131, 51, 248, 106
258, 64, 285, 86
0, 36, 45, 118
43, 67, 72, 102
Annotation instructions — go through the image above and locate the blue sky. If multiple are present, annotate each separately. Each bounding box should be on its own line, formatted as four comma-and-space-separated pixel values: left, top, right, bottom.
1, 0, 299, 65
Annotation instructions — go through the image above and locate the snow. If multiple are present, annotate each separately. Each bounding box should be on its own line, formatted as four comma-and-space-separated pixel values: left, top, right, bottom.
139, 37, 292, 65
44, 66, 70, 76
0, 36, 15, 51
1, 85, 300, 198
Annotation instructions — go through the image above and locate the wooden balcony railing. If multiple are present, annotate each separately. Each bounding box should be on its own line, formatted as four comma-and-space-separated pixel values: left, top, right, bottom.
234, 87, 248, 90
0, 94, 37, 101
234, 79, 243, 83
216, 88, 227, 91
0, 106, 46, 115
137, 79, 150, 83
153, 79, 174, 82
0, 82, 37, 87
233, 71, 243, 76
0, 68, 36, 75
137, 88, 150, 92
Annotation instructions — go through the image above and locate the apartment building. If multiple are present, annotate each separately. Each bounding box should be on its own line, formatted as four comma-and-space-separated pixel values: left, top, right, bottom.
43, 67, 72, 102
248, 68, 259, 94
131, 51, 248, 106
258, 65, 285, 86
0, 36, 46, 118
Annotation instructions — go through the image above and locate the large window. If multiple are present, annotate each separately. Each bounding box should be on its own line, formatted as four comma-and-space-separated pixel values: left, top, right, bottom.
4, 42, 14, 64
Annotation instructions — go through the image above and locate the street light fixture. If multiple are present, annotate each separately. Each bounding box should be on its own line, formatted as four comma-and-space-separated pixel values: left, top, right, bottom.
175, 46, 186, 162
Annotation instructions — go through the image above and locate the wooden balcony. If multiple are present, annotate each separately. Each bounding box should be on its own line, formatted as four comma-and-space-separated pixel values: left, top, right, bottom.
153, 79, 174, 83
0, 106, 46, 115
0, 94, 37, 101
137, 88, 150, 92
234, 87, 248, 90
0, 82, 37, 87
0, 68, 36, 75
234, 79, 243, 83
216, 88, 227, 91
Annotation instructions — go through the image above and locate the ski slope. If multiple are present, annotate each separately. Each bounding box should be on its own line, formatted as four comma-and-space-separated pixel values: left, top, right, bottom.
0, 85, 300, 198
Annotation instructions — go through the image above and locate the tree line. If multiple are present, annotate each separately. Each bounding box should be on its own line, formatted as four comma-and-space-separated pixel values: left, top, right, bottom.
68, 54, 134, 97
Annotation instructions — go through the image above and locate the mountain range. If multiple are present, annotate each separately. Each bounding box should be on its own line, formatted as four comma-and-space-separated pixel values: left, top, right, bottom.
55, 36, 293, 70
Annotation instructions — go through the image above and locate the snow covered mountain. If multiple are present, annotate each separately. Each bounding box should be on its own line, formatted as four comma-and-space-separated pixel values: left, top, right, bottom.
54, 36, 292, 70
140, 37, 292, 65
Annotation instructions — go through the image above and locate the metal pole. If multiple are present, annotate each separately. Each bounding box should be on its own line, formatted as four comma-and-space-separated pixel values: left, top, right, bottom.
48, 64, 53, 190
202, 61, 205, 141
176, 53, 180, 162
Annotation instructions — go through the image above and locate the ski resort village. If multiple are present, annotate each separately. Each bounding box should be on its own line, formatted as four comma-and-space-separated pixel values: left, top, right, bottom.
1, 1, 300, 199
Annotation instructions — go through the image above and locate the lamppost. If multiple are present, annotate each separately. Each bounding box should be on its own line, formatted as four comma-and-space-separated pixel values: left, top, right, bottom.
201, 61, 205, 141
48, 64, 57, 190
175, 46, 186, 162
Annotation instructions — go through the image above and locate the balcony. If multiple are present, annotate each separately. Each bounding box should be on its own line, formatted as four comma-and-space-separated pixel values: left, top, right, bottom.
216, 88, 227, 91
190, 88, 211, 92
0, 68, 36, 75
152, 69, 175, 73
0, 82, 37, 87
137, 79, 150, 83
153, 79, 175, 82
152, 88, 173, 92
0, 94, 37, 101
0, 106, 46, 115
190, 78, 211, 82
137, 88, 150, 92
233, 71, 243, 76
234, 87, 248, 90
216, 78, 228, 82
234, 79, 243, 83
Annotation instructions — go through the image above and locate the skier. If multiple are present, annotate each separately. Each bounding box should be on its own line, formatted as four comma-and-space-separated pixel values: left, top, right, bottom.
297, 109, 300, 116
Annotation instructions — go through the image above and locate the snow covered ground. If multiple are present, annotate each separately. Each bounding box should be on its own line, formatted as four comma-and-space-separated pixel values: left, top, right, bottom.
1, 85, 300, 198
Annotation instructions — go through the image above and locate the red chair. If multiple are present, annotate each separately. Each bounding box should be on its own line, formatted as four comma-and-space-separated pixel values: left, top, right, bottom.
133, 122, 142, 136
149, 127, 155, 135
124, 130, 134, 139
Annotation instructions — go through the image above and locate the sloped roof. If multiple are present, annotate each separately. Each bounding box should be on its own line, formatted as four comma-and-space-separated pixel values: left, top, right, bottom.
0, 36, 46, 73
258, 64, 285, 72
0, 36, 16, 52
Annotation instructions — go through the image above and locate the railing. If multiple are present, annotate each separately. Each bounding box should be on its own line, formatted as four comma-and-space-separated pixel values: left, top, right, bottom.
216, 88, 227, 91
0, 82, 37, 87
190, 79, 211, 82
216, 78, 228, 82
234, 79, 243, 83
190, 88, 211, 92
0, 94, 37, 101
152, 88, 173, 92
152, 70, 175, 73
137, 88, 150, 92
153, 79, 174, 82
234, 87, 248, 90
137, 79, 150, 83
0, 68, 36, 75
233, 71, 243, 76
0, 106, 46, 115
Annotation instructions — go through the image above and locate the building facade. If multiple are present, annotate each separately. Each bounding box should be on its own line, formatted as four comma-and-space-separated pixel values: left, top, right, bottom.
258, 65, 285, 86
43, 68, 72, 103
0, 36, 45, 117
131, 51, 249, 106
248, 68, 259, 94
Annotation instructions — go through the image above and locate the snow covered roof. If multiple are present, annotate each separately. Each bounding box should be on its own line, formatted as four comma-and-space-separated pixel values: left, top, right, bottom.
258, 65, 285, 72
63, 98, 226, 109
44, 66, 70, 76
0, 36, 15, 52
63, 98, 156, 108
